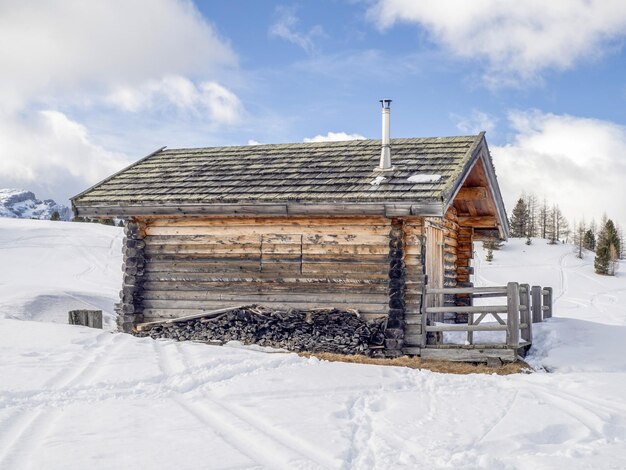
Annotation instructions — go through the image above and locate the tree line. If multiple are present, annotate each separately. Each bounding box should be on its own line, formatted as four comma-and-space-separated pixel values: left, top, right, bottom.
504, 193, 623, 276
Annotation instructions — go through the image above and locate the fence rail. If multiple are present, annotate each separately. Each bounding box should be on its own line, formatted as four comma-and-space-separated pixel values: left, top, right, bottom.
421, 282, 553, 356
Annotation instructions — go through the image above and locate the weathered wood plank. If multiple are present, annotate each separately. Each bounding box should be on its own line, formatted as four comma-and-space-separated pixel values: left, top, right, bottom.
148, 216, 390, 227
141, 290, 388, 304
142, 271, 390, 282
426, 286, 507, 295
425, 324, 507, 332
420, 348, 516, 362
142, 283, 389, 297
506, 282, 520, 347
425, 305, 508, 314
145, 224, 392, 237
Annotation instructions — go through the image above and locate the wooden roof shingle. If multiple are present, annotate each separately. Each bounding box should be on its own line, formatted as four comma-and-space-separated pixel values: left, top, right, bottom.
72, 134, 487, 214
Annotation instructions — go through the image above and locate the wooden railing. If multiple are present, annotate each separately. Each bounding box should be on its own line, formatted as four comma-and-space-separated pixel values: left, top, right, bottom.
421, 282, 553, 351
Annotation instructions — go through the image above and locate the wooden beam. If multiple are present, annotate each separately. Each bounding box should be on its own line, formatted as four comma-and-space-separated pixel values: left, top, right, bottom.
457, 216, 497, 228
74, 201, 445, 218
455, 187, 488, 201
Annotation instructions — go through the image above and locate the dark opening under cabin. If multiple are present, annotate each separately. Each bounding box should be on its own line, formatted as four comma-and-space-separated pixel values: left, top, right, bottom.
72, 104, 552, 362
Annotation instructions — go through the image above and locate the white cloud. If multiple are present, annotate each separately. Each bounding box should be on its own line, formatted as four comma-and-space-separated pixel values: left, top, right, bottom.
269, 6, 325, 55
303, 132, 367, 143
369, 0, 626, 85
0, 0, 236, 110
492, 110, 626, 224
452, 110, 497, 135
247, 140, 262, 146
0, 1, 243, 203
0, 111, 132, 205
107, 76, 243, 124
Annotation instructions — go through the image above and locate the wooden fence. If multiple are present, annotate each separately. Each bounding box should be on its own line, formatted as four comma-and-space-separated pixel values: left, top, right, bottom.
420, 283, 553, 362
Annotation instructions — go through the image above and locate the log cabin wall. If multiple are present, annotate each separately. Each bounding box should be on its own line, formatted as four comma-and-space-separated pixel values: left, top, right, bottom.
116, 220, 147, 332
443, 208, 459, 289
400, 218, 425, 354
455, 226, 475, 321
132, 216, 395, 325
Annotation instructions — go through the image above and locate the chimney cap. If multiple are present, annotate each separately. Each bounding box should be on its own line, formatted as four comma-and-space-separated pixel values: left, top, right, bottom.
380, 99, 392, 109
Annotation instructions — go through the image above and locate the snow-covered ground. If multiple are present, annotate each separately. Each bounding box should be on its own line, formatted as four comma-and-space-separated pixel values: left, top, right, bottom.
1, 220, 626, 469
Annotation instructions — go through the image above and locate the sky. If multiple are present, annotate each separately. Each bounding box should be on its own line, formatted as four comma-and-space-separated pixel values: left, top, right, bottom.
1, 0, 625, 227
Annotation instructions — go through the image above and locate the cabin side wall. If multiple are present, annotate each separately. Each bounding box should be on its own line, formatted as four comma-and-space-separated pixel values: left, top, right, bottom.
119, 216, 404, 328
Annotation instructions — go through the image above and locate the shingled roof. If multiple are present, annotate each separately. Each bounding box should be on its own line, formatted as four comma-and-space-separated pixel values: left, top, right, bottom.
72, 133, 505, 220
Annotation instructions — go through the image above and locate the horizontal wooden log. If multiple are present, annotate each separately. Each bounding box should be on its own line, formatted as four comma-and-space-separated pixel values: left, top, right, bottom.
141, 290, 388, 304
455, 187, 488, 201
77, 202, 442, 218
141, 271, 390, 282
420, 348, 516, 362
145, 224, 392, 237
144, 252, 391, 264
457, 216, 497, 228
403, 333, 423, 345
142, 280, 389, 294
425, 305, 509, 314
426, 286, 507, 295
425, 324, 507, 332
147, 216, 391, 227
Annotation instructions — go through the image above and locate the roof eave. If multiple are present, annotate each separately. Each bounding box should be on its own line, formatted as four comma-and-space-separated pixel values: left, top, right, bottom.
73, 200, 446, 219
441, 132, 510, 240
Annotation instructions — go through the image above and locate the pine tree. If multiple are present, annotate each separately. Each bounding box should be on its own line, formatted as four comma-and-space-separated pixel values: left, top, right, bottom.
486, 248, 493, 262
605, 219, 620, 256
510, 198, 528, 238
595, 243, 610, 274
483, 239, 504, 251
50, 211, 60, 221
524, 193, 538, 237
595, 218, 620, 275
117, 220, 124, 227
583, 229, 595, 251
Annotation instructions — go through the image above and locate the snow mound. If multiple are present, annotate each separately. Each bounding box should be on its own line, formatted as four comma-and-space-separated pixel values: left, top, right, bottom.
0, 218, 122, 328
0, 188, 71, 220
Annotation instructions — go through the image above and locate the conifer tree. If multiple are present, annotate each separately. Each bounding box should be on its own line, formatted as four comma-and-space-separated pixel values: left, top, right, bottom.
483, 239, 504, 251
595, 218, 620, 275
50, 211, 60, 221
509, 198, 528, 238
524, 193, 538, 237
583, 229, 595, 251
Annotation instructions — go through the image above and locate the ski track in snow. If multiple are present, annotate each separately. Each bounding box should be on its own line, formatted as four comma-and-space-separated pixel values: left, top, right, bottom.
152, 340, 333, 469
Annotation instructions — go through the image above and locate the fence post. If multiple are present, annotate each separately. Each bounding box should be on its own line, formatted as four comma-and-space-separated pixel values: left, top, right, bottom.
506, 282, 520, 348
68, 310, 103, 329
542, 287, 553, 319
519, 284, 532, 343
531, 286, 542, 323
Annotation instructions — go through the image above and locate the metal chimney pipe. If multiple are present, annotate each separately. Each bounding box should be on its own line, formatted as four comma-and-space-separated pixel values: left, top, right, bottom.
378, 99, 392, 171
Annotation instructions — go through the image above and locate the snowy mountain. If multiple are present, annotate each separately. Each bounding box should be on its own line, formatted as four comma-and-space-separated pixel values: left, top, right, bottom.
1, 219, 626, 469
0, 188, 71, 220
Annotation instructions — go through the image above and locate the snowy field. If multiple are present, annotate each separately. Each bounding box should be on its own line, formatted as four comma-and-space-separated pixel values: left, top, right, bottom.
1, 219, 626, 469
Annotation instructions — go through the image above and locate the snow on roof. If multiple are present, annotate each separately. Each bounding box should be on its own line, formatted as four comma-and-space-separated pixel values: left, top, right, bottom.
407, 174, 442, 183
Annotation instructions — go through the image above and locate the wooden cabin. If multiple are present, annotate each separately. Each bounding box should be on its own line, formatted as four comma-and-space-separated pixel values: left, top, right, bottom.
71, 131, 511, 358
